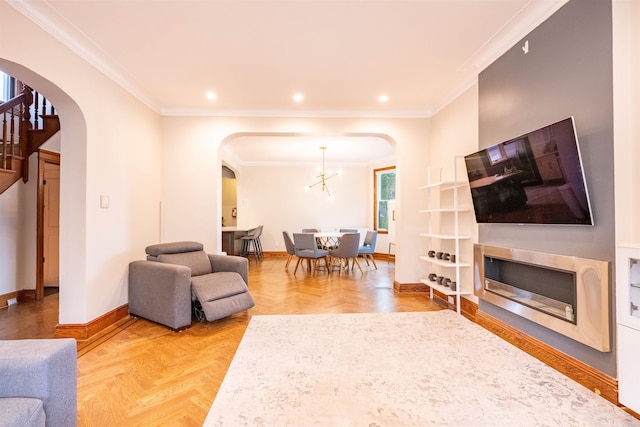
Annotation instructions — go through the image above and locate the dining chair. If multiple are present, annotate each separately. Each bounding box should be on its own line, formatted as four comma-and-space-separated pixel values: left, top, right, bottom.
240, 225, 263, 262
334, 229, 358, 248
282, 231, 297, 270
293, 232, 330, 274
302, 228, 324, 249
328, 233, 363, 275
358, 230, 378, 269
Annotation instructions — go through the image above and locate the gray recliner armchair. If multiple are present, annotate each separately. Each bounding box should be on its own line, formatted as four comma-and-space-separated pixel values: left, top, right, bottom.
128, 241, 254, 330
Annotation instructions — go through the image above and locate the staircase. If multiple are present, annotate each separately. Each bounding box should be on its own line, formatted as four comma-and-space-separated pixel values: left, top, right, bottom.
0, 85, 60, 195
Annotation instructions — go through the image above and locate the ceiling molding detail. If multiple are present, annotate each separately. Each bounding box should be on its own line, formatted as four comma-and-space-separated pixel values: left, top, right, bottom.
6, 0, 159, 112
7, 0, 568, 118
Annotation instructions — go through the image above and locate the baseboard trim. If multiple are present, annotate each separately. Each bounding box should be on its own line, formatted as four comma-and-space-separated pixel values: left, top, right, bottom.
373, 252, 393, 262
475, 309, 619, 406
55, 304, 129, 340
392, 283, 476, 321
0, 290, 20, 308
459, 296, 477, 322
0, 289, 39, 308
425, 289, 477, 321
76, 315, 138, 356
262, 251, 287, 258
393, 281, 428, 293
18, 289, 36, 302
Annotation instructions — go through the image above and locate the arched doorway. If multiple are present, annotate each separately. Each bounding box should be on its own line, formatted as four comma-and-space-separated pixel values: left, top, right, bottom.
218, 132, 396, 259
0, 59, 87, 328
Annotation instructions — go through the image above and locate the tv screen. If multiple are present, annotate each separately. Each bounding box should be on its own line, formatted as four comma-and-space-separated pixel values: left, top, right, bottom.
464, 117, 593, 225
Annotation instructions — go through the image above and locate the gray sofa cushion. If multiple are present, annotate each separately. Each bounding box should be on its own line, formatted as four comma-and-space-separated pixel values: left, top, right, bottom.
145, 241, 203, 257
157, 250, 212, 276
191, 272, 248, 302
0, 339, 77, 427
0, 398, 45, 427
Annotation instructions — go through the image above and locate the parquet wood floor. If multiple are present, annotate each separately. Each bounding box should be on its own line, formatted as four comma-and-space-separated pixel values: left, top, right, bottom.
0, 288, 59, 339
1, 257, 442, 426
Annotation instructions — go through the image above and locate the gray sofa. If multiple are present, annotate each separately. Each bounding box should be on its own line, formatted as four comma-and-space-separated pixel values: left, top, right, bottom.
129, 241, 254, 330
0, 338, 77, 427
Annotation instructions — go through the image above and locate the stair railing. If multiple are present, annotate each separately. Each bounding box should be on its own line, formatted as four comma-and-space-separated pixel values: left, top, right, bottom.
0, 85, 54, 171
0, 90, 25, 169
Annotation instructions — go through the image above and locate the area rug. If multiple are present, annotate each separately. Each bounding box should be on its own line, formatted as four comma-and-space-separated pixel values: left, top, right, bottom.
204, 311, 639, 426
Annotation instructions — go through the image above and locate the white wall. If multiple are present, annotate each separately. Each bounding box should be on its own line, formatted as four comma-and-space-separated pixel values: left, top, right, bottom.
0, 184, 19, 295
429, 86, 479, 180
160, 116, 430, 284
235, 164, 369, 252
4, 0, 633, 326
613, 0, 640, 244
1, 2, 162, 323
428, 84, 480, 299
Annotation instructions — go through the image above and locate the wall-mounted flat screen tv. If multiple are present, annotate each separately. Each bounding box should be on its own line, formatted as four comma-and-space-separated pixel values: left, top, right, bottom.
464, 117, 593, 225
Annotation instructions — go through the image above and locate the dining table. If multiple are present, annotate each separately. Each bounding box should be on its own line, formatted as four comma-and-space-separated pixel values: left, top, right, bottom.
313, 231, 345, 250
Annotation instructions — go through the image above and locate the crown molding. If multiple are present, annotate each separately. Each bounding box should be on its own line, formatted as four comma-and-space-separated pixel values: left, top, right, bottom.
462, 0, 570, 73
6, 0, 160, 112
7, 0, 568, 119
158, 107, 433, 119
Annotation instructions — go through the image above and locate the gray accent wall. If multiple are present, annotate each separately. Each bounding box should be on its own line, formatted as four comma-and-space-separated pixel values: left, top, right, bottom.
477, 0, 615, 376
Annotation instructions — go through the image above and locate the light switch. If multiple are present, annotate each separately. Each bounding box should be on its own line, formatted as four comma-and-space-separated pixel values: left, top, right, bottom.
100, 195, 110, 209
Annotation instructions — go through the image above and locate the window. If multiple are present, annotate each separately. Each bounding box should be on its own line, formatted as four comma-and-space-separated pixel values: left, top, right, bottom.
374, 166, 395, 233
1, 72, 15, 102
487, 144, 507, 165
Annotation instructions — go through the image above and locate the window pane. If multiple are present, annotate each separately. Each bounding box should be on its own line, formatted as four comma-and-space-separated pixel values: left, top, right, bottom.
1, 73, 15, 102
378, 201, 388, 230
380, 172, 396, 200
1, 72, 8, 102
374, 167, 395, 232
487, 145, 506, 164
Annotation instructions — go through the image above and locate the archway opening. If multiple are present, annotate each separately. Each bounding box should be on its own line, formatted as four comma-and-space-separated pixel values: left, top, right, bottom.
0, 59, 87, 329
218, 132, 396, 259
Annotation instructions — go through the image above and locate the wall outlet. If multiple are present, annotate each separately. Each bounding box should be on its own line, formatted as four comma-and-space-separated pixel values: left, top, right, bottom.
448, 296, 454, 304
7, 297, 17, 306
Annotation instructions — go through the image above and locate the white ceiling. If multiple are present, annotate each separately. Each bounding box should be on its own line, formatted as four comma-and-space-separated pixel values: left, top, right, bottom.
9, 0, 567, 164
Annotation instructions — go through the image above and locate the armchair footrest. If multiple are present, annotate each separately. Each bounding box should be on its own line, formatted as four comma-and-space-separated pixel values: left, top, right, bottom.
191, 272, 248, 301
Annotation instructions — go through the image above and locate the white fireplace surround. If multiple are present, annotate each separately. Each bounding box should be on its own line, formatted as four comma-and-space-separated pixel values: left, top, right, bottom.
473, 244, 610, 352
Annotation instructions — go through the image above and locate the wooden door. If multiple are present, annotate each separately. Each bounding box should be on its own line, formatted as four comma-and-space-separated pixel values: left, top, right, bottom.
43, 162, 60, 287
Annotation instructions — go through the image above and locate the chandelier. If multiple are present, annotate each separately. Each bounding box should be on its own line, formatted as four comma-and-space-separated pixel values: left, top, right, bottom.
305, 146, 341, 199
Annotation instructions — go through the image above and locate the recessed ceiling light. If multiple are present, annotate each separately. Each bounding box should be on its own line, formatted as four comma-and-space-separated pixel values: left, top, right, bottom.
206, 91, 217, 100
378, 94, 389, 103
293, 93, 304, 102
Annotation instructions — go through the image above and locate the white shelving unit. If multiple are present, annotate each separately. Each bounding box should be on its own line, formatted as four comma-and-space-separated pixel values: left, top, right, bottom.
418, 157, 471, 314
616, 244, 640, 414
